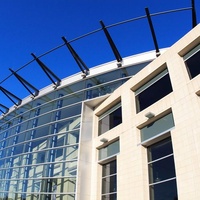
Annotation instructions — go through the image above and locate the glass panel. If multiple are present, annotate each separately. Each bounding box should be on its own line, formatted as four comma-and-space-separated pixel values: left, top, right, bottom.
149, 179, 178, 200
148, 138, 173, 161
63, 145, 78, 160
185, 50, 200, 79
102, 160, 117, 198
148, 156, 176, 184
57, 104, 82, 120
141, 113, 174, 142
13, 144, 24, 155
27, 165, 44, 179
103, 160, 117, 177
55, 116, 81, 133
26, 137, 48, 151
37, 112, 53, 126
135, 69, 168, 95
53, 132, 79, 148
99, 105, 122, 136
136, 73, 172, 112
40, 194, 75, 200
102, 193, 117, 200
27, 125, 50, 140
61, 91, 84, 105
102, 175, 117, 194
99, 141, 119, 160
99, 107, 122, 131
148, 138, 177, 200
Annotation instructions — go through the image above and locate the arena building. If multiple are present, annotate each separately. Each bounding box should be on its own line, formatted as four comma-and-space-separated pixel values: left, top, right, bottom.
0, 3, 199, 200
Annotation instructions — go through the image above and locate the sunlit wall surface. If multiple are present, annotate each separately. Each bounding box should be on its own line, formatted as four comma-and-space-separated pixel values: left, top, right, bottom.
0, 61, 150, 200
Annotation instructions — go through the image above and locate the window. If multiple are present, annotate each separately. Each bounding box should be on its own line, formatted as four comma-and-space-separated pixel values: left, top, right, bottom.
99, 140, 119, 161
98, 103, 122, 135
135, 69, 173, 112
102, 160, 117, 200
184, 44, 200, 79
140, 112, 175, 143
99, 141, 119, 200
148, 137, 178, 200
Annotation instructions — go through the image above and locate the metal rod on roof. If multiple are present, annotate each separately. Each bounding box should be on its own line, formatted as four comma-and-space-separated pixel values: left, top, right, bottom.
191, 0, 197, 28
9, 68, 39, 97
100, 20, 123, 64
0, 104, 9, 114
31, 53, 61, 87
145, 7, 160, 57
62, 36, 89, 77
0, 86, 22, 106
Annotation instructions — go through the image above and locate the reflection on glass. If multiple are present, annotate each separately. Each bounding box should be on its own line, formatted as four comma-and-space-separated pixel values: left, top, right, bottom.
148, 156, 176, 183
102, 175, 117, 194
148, 138, 177, 200
102, 193, 117, 200
150, 179, 178, 200
102, 160, 117, 199
99, 104, 122, 136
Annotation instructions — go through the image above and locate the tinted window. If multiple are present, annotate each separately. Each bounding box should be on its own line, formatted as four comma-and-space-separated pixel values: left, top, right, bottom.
185, 50, 200, 79
99, 103, 122, 135
148, 138, 177, 200
136, 73, 172, 112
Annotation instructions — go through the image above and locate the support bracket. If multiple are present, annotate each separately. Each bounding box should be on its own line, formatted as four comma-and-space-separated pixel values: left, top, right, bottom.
9, 68, 39, 97
31, 53, 61, 87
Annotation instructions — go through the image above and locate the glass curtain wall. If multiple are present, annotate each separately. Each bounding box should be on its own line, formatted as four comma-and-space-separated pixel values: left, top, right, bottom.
0, 63, 149, 200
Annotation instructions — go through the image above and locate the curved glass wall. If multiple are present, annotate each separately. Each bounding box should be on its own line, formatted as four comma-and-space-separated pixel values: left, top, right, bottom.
0, 62, 150, 200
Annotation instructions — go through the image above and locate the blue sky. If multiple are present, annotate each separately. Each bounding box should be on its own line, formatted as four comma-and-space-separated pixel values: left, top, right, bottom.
0, 0, 199, 108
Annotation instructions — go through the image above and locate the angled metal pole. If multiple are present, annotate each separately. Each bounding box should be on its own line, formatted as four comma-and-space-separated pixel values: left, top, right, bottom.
100, 20, 122, 63
31, 53, 61, 87
0, 104, 9, 114
145, 7, 160, 57
9, 68, 39, 97
62, 37, 89, 75
0, 86, 22, 106
191, 0, 197, 28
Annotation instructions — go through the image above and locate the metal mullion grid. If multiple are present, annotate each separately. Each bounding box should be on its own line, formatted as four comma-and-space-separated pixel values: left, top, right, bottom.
0, 159, 78, 171
1, 175, 77, 181
3, 113, 81, 143
149, 177, 176, 186
0, 191, 75, 195
0, 75, 130, 130
0, 101, 81, 136
0, 191, 76, 195
0, 143, 79, 165
0, 84, 83, 128
147, 153, 174, 165
0, 91, 82, 130
0, 126, 80, 162
5, 127, 80, 152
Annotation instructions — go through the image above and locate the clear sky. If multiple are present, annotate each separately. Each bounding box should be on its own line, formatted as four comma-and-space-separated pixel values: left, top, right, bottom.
0, 0, 199, 108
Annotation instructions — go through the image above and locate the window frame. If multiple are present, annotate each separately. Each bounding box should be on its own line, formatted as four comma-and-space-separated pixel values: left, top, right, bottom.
101, 159, 117, 200
135, 68, 173, 113
147, 137, 178, 200
140, 112, 175, 145
98, 102, 122, 136
184, 43, 200, 79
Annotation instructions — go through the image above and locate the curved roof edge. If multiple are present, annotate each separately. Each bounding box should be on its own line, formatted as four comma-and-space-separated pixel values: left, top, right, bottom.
2, 48, 168, 117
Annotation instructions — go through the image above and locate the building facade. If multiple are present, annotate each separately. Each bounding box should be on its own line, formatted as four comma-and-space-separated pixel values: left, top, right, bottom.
88, 24, 200, 200
0, 23, 200, 200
